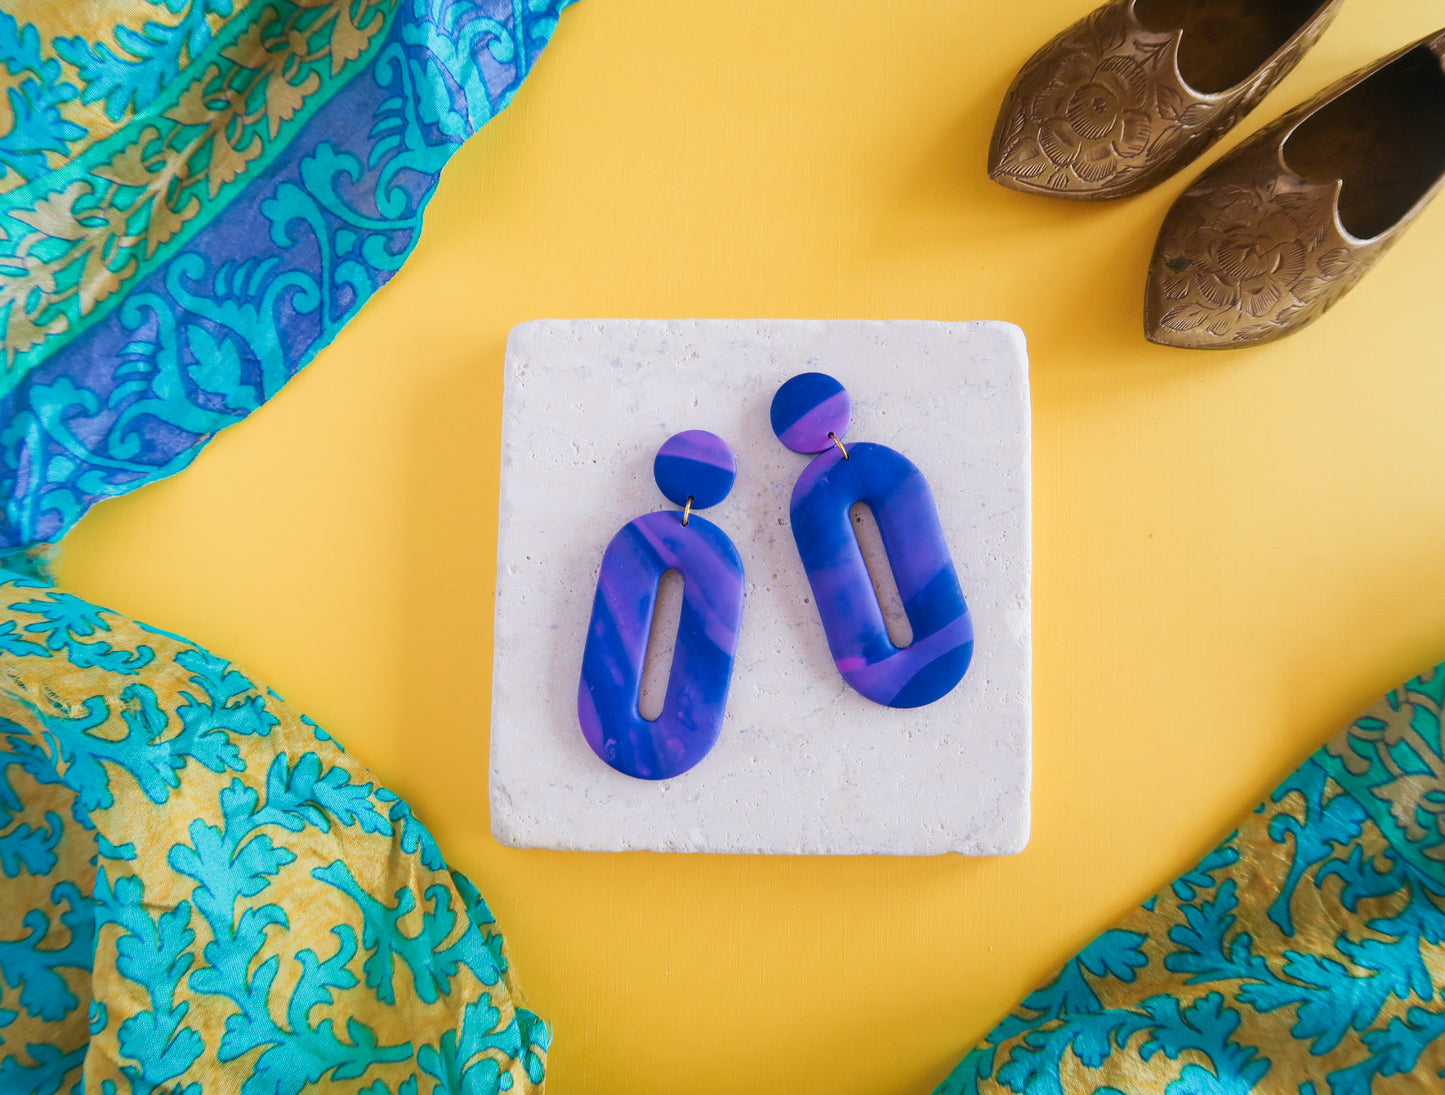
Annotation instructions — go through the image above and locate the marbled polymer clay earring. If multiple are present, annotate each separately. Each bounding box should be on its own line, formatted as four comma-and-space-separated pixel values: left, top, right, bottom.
577, 430, 746, 780
771, 372, 973, 709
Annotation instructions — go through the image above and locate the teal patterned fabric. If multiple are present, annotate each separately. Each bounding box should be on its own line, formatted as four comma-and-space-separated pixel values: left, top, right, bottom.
0, 1, 576, 1088
1, 0, 574, 550
0, 563, 549, 1092
938, 663, 1445, 1093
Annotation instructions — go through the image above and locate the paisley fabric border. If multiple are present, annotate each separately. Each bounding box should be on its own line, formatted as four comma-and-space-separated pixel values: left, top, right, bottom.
0, 0, 401, 382
1, 0, 575, 550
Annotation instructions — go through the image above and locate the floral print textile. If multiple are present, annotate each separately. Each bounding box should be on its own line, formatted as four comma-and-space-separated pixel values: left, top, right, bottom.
0, 0, 574, 551
0, 566, 548, 1092
0, 1, 574, 1087
939, 663, 1445, 1094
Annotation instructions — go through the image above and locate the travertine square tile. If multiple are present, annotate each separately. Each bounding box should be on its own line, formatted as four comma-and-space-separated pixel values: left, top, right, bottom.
491, 320, 1030, 855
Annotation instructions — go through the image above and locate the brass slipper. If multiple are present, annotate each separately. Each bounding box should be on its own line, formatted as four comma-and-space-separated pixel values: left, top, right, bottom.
1146, 28, 1445, 349
989, 0, 1342, 200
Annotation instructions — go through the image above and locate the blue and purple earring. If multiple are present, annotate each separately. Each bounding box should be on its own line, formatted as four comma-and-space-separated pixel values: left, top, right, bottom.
771, 372, 973, 708
578, 430, 746, 780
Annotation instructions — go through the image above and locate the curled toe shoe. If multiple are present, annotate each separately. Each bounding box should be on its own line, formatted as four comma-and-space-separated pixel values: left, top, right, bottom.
989, 0, 1342, 200
1146, 29, 1445, 349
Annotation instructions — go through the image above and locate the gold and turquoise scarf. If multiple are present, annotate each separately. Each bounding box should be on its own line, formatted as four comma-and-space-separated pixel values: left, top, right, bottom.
1, 3, 573, 1089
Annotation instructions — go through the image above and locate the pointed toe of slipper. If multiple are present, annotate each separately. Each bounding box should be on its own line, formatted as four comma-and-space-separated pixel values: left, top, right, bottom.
988, 3, 1172, 200
990, 0, 1343, 200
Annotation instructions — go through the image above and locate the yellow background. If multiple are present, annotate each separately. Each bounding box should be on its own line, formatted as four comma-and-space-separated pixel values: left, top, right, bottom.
56, 2, 1445, 1092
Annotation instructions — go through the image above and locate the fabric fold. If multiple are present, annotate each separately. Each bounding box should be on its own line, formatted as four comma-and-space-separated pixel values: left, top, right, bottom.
0, 568, 546, 1092
938, 663, 1445, 1093
1, 0, 575, 550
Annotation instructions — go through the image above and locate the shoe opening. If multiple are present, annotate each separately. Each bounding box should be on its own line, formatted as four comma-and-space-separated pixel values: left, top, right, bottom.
1135, 0, 1327, 95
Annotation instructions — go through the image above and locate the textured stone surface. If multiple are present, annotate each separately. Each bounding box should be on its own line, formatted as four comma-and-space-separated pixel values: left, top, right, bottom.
491, 319, 1031, 855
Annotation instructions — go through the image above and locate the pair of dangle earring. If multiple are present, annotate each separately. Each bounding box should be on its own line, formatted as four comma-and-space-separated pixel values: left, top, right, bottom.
578, 430, 746, 781
578, 374, 974, 781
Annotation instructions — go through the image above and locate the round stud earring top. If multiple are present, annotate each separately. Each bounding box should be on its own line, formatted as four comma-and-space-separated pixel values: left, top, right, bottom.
770, 372, 852, 454
653, 429, 737, 510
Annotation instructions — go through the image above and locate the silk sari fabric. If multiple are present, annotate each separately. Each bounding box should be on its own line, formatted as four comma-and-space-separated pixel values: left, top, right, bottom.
1, 1, 573, 1088
1, 560, 547, 1092
1, 0, 573, 550
939, 664, 1445, 1094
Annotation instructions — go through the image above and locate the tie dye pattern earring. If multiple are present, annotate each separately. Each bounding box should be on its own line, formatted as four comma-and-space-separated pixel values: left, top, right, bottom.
578, 430, 746, 780
771, 372, 973, 708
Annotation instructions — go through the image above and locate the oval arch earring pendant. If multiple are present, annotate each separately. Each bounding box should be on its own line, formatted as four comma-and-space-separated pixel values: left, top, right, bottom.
577, 430, 746, 780
771, 372, 973, 709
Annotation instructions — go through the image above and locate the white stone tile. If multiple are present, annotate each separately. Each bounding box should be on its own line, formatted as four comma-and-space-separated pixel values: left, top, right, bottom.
491, 319, 1031, 855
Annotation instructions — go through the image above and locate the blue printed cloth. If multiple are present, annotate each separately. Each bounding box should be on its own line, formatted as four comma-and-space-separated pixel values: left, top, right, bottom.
1, 562, 548, 1092
0, 1, 573, 1088
938, 662, 1445, 1093
1, 0, 573, 550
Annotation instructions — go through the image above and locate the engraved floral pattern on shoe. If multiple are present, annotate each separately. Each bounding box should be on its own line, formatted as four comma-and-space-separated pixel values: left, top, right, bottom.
1027, 52, 1154, 185
1150, 175, 1381, 345
991, 4, 1173, 192
990, 0, 1342, 198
